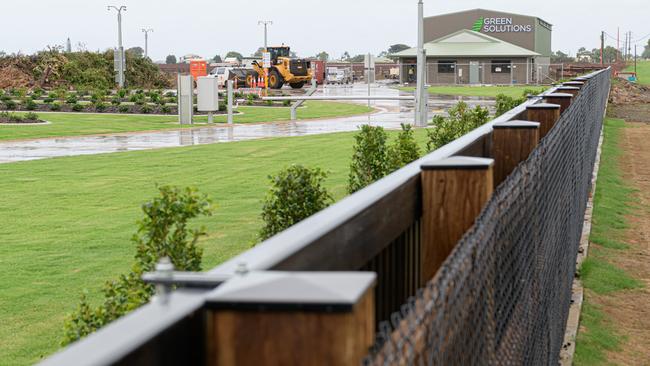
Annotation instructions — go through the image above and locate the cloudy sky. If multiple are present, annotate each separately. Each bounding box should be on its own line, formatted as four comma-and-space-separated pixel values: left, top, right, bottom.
2, 0, 648, 61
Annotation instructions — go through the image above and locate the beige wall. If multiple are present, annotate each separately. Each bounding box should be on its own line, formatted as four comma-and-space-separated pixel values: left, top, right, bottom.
424, 57, 531, 85
424, 9, 547, 54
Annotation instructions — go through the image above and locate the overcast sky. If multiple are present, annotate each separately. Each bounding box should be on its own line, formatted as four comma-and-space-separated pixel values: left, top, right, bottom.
2, 0, 648, 61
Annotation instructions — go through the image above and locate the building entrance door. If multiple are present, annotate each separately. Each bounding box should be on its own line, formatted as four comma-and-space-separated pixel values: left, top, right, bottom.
469, 61, 480, 84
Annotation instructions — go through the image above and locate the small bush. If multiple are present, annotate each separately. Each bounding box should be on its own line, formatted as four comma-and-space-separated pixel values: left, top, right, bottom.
71, 103, 84, 112
260, 165, 332, 240
3, 100, 17, 110
283, 99, 291, 107
117, 89, 128, 98
43, 97, 54, 104
94, 102, 107, 112
1, 112, 24, 122
25, 112, 39, 121
32, 88, 45, 98
50, 102, 62, 111
65, 94, 78, 104
426, 101, 490, 152
265, 100, 274, 106
160, 105, 171, 114
24, 99, 37, 111
111, 97, 121, 106
134, 99, 145, 106
348, 125, 389, 193
387, 124, 421, 172
140, 104, 153, 114
62, 186, 213, 345
118, 105, 130, 113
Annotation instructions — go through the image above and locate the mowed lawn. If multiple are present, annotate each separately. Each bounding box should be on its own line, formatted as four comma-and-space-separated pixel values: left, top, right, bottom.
624, 60, 650, 86
0, 101, 372, 141
399, 85, 540, 98
0, 129, 429, 365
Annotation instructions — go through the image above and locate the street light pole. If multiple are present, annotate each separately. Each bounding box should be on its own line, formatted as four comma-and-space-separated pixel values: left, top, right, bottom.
415, 0, 427, 127
258, 20, 273, 49
108, 5, 127, 88
142, 28, 153, 58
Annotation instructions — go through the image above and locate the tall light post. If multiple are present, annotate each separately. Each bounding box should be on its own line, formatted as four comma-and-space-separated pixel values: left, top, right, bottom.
142, 28, 153, 58
415, 0, 428, 127
258, 20, 273, 49
108, 5, 127, 88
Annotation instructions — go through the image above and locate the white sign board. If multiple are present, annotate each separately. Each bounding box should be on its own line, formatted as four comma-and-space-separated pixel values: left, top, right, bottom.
262, 52, 271, 68
197, 77, 219, 112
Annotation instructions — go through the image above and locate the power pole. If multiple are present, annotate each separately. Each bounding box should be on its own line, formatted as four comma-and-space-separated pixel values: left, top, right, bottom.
617, 27, 619, 62
142, 28, 153, 58
108, 5, 127, 88
415, 0, 428, 127
600, 31, 604, 66
258, 20, 273, 50
635, 44, 637, 74
628, 32, 632, 61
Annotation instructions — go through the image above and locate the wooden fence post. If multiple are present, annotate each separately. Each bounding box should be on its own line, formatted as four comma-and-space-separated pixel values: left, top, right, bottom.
420, 156, 494, 283
491, 121, 540, 186
205, 271, 376, 366
556, 86, 580, 97
544, 92, 574, 114
526, 103, 561, 138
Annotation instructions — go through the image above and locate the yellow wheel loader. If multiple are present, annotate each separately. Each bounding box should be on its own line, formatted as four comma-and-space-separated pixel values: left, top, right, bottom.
249, 46, 312, 89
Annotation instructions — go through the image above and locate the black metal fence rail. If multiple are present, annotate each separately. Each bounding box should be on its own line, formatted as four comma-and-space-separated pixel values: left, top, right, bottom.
39, 68, 610, 366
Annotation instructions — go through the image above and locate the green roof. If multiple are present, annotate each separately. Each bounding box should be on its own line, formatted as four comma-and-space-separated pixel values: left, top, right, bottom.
394, 29, 540, 58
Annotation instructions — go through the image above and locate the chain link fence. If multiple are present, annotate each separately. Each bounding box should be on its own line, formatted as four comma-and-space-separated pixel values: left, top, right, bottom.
363, 69, 610, 365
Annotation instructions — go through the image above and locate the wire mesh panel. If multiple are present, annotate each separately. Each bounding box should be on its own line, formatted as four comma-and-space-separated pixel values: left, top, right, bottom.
364, 69, 610, 365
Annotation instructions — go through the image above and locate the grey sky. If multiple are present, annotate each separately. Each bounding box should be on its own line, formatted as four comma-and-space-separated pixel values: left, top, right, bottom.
2, 0, 648, 61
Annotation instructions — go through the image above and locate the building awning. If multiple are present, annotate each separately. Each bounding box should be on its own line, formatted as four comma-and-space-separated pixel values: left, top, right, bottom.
394, 29, 541, 58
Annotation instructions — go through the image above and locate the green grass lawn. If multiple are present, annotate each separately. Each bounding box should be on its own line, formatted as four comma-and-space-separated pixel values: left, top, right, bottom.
0, 129, 429, 365
624, 60, 650, 86
574, 118, 643, 365
0, 101, 372, 141
398, 85, 543, 98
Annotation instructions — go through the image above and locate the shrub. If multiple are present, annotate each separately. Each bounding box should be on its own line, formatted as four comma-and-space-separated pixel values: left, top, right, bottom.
62, 186, 212, 345
0, 93, 10, 102
118, 105, 130, 113
90, 91, 105, 104
71, 103, 84, 112
111, 97, 121, 106
494, 94, 521, 117
1, 112, 24, 122
25, 112, 39, 121
50, 102, 62, 111
259, 165, 332, 240
43, 97, 54, 104
140, 104, 153, 114
117, 89, 128, 98
426, 101, 490, 152
265, 100, 274, 106
160, 105, 171, 114
134, 99, 145, 106
348, 125, 389, 193
387, 124, 421, 172
94, 102, 107, 112
283, 99, 291, 107
3, 100, 17, 110
32, 88, 45, 98
24, 99, 38, 111
128, 94, 139, 103
65, 94, 78, 104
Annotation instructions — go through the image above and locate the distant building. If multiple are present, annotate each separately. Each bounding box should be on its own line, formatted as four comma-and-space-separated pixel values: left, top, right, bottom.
180, 54, 203, 63
394, 8, 553, 84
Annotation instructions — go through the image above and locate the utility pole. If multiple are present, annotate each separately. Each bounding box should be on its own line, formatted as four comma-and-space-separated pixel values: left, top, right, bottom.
635, 44, 637, 74
258, 20, 273, 50
415, 0, 427, 127
141, 28, 153, 58
108, 5, 127, 88
600, 31, 604, 66
628, 31, 632, 61
617, 27, 620, 62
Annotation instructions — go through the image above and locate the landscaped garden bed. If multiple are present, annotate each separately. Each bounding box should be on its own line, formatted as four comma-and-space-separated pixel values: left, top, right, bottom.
0, 111, 46, 124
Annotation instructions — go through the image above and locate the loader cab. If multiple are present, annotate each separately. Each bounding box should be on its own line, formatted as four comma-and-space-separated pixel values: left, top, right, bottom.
267, 46, 291, 64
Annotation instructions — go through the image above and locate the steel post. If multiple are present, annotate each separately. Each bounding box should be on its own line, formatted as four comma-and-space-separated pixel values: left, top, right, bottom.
415, 0, 427, 127
227, 80, 234, 125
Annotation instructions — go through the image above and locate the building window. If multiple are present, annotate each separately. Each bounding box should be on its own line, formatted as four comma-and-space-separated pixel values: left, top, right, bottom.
438, 61, 456, 73
491, 60, 512, 73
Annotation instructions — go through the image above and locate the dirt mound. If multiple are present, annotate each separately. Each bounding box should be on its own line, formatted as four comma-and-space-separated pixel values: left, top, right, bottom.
609, 79, 650, 105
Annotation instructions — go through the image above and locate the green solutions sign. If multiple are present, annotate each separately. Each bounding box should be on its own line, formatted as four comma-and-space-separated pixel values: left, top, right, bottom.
472, 17, 532, 33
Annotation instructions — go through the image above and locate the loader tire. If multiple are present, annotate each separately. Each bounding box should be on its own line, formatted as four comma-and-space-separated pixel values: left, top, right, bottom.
268, 69, 284, 89
289, 82, 305, 89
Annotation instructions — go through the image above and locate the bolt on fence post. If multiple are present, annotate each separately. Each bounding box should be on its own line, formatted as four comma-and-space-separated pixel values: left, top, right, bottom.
491, 121, 540, 186
526, 103, 561, 138
544, 93, 574, 114
419, 157, 494, 283
205, 271, 376, 366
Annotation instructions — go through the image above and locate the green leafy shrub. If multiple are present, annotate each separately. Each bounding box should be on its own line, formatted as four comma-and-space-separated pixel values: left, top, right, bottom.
265, 100, 274, 106
50, 102, 61, 111
25, 112, 39, 121
24, 98, 37, 111
71, 103, 84, 112
90, 91, 105, 104
160, 105, 171, 114
65, 94, 78, 104
94, 102, 107, 112
282, 99, 291, 107
118, 105, 130, 113
494, 94, 522, 117
140, 104, 152, 114
32, 88, 45, 98
426, 101, 490, 152
259, 165, 332, 240
128, 94, 139, 103
1, 111, 24, 122
117, 89, 128, 98
111, 97, 121, 106
348, 125, 389, 193
3, 100, 17, 110
43, 97, 54, 104
62, 186, 213, 345
0, 93, 10, 102
387, 124, 421, 172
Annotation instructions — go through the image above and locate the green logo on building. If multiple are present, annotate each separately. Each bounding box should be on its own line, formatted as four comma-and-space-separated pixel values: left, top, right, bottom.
472, 18, 484, 32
